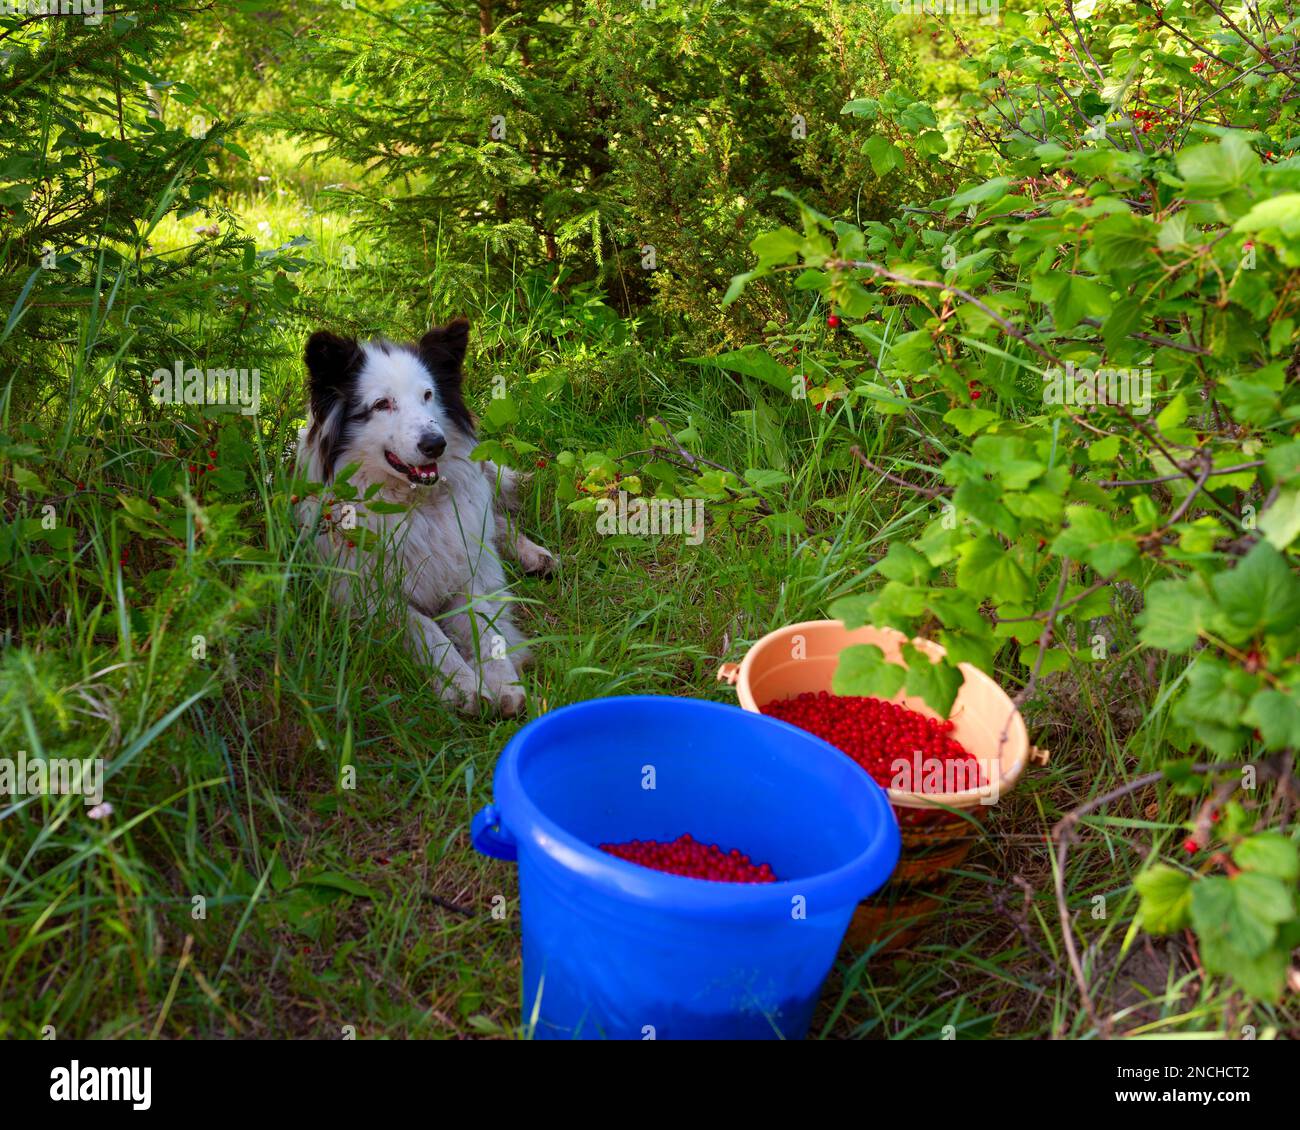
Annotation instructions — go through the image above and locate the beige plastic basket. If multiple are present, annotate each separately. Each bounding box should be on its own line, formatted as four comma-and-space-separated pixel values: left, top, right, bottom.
717, 619, 1048, 810
717, 619, 1050, 951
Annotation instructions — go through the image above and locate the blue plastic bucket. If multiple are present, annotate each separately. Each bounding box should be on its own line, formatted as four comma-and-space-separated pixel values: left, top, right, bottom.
471, 695, 900, 1040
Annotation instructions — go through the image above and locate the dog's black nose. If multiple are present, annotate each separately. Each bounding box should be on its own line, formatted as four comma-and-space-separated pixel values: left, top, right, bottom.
417, 431, 446, 459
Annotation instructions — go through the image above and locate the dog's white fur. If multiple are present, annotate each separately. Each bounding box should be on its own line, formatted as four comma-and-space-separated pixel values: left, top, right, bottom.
295, 322, 554, 716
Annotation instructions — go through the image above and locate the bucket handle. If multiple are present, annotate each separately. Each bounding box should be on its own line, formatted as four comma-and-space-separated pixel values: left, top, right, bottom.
471, 804, 518, 862
716, 662, 740, 686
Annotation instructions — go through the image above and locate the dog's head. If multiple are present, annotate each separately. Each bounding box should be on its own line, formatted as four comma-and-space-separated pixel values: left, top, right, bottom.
303, 320, 476, 486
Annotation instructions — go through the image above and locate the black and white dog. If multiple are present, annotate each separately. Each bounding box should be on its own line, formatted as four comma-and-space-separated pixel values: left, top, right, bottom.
296, 319, 554, 716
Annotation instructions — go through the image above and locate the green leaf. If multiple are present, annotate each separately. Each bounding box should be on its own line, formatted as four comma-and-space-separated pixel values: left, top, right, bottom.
937, 627, 995, 671
1158, 212, 1190, 250
1051, 505, 1136, 575
1137, 577, 1213, 651
1018, 644, 1073, 675
1135, 865, 1193, 934
864, 135, 903, 177
900, 643, 962, 717
742, 467, 792, 491
1259, 486, 1300, 550
948, 177, 1013, 209
832, 643, 906, 699
269, 854, 293, 892
1233, 192, 1300, 237
296, 871, 379, 899
686, 348, 793, 394
759, 510, 804, 536
862, 581, 930, 630
1004, 487, 1064, 525
1102, 301, 1142, 358
1212, 542, 1300, 638
1092, 213, 1156, 270
1176, 516, 1227, 555
830, 593, 877, 630
1205, 944, 1288, 1002
1050, 274, 1112, 332
721, 271, 755, 306
481, 395, 519, 430
841, 98, 879, 119
898, 101, 938, 132
970, 435, 1045, 490
954, 477, 1015, 534
1234, 832, 1300, 882
876, 542, 934, 585
1087, 435, 1121, 463
1243, 689, 1300, 751
118, 495, 157, 521
1265, 439, 1300, 484
750, 227, 805, 265
11, 464, 44, 493
1176, 657, 1252, 725
469, 439, 513, 465
1222, 378, 1280, 426
956, 535, 1031, 604
1156, 391, 1189, 431
1191, 875, 1284, 960
943, 407, 998, 436
1233, 872, 1295, 929
1177, 132, 1260, 198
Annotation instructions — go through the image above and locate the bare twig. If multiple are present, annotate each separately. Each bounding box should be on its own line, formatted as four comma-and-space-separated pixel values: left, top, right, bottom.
994, 574, 1112, 624
424, 892, 476, 917
1077, 316, 1213, 357
1011, 559, 1072, 711
1098, 460, 1263, 487
849, 445, 950, 499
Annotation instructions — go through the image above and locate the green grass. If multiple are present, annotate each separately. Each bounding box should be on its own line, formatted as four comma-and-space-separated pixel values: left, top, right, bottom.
2, 149, 1294, 1043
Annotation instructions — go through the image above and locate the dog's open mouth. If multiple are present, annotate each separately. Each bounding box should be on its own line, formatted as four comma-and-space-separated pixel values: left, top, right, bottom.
385, 450, 439, 485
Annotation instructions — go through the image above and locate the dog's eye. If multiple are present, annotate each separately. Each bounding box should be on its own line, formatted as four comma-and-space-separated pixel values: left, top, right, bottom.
424, 390, 433, 402
373, 398, 392, 411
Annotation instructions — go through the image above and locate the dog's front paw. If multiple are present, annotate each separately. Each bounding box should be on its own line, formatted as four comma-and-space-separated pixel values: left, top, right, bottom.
482, 658, 527, 717
437, 671, 494, 715
495, 683, 527, 718
516, 534, 556, 577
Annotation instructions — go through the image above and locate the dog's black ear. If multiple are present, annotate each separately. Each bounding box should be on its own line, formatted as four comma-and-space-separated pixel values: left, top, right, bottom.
418, 319, 475, 438
305, 330, 363, 419
304, 331, 364, 477
419, 318, 469, 377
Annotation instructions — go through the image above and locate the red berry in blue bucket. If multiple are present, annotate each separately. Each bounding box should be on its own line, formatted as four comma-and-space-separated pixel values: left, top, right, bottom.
601, 833, 777, 883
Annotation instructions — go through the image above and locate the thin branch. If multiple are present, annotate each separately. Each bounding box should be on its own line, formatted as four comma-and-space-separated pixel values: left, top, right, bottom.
1011, 559, 1072, 710
994, 574, 1112, 624
1162, 453, 1214, 527
1077, 316, 1213, 357
1098, 460, 1263, 487
849, 445, 950, 499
